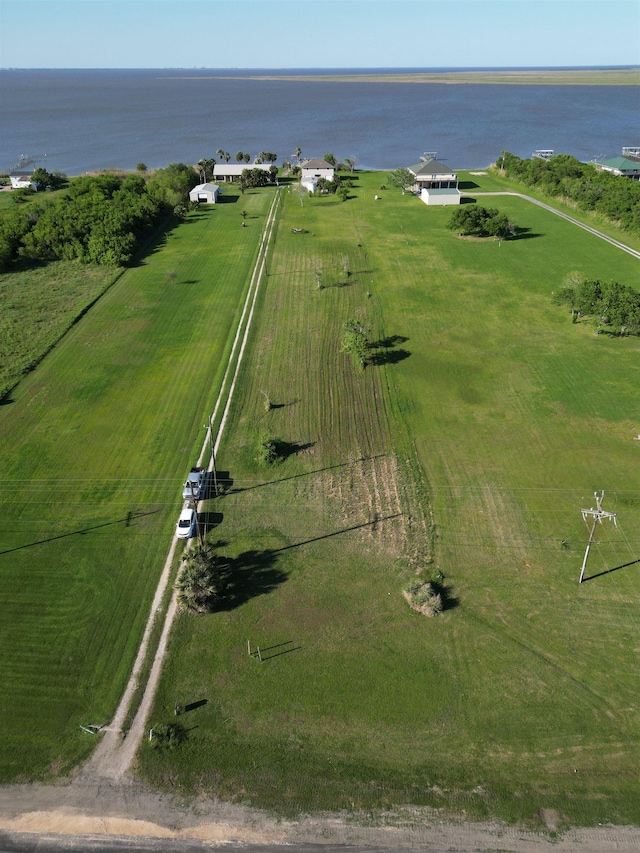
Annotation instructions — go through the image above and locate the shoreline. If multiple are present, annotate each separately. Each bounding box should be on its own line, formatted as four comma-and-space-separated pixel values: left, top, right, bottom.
169, 68, 640, 86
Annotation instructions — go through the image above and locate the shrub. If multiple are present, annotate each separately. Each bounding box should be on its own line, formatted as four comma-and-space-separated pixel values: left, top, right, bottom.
148, 722, 185, 750
403, 581, 443, 617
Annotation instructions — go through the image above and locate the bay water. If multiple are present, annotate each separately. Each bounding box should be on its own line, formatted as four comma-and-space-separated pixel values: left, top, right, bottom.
1, 68, 637, 174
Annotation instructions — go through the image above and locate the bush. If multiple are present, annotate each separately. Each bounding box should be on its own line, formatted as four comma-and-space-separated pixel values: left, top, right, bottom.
149, 722, 185, 750
257, 433, 283, 465
403, 581, 443, 617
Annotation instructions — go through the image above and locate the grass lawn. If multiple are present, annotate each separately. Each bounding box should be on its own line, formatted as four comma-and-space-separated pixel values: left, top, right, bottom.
0, 260, 121, 399
137, 172, 640, 826
0, 187, 273, 781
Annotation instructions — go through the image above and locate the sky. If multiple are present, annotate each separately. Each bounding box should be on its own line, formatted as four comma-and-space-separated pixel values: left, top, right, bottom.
1, 0, 639, 69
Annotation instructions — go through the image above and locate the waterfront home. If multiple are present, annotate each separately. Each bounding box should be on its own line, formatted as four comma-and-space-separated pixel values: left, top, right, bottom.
408, 157, 461, 205
596, 156, 640, 181
9, 171, 35, 190
300, 158, 335, 192
213, 163, 272, 182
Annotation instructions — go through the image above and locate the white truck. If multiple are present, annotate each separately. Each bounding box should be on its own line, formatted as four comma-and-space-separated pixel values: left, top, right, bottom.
182, 467, 206, 501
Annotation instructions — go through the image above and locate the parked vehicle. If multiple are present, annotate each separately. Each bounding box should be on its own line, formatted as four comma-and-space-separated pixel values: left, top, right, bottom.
182, 467, 206, 500
176, 507, 197, 539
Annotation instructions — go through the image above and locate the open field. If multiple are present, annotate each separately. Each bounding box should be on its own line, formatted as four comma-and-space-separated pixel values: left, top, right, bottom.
0, 187, 273, 781
0, 261, 121, 399
137, 172, 640, 825
216, 68, 640, 86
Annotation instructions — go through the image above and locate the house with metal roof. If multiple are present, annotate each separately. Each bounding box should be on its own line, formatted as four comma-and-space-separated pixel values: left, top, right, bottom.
213, 163, 272, 182
595, 156, 640, 181
189, 183, 220, 204
408, 157, 461, 205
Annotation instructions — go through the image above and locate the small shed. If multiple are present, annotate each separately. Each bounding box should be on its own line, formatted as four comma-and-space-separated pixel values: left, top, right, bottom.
189, 183, 220, 204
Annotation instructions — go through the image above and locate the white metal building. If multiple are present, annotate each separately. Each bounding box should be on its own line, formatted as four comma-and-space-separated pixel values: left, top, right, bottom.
189, 183, 220, 203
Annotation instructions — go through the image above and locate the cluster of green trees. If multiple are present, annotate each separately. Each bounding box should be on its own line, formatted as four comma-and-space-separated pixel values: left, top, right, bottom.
0, 164, 196, 270
498, 151, 640, 236
554, 272, 640, 336
447, 205, 515, 239
340, 318, 370, 367
239, 166, 278, 192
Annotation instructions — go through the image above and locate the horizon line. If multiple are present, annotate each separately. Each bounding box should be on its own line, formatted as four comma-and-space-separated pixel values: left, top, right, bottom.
2, 64, 639, 72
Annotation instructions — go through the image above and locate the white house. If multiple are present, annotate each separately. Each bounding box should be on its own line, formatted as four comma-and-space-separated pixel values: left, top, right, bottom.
408, 157, 461, 206
213, 163, 272, 182
9, 171, 35, 190
189, 183, 220, 204
300, 158, 335, 192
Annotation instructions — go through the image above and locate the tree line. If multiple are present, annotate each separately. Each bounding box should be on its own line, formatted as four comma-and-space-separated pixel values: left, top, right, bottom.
0, 163, 196, 271
498, 151, 640, 236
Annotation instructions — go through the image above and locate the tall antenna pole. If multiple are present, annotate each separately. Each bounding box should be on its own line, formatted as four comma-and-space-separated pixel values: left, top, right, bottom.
579, 490, 617, 583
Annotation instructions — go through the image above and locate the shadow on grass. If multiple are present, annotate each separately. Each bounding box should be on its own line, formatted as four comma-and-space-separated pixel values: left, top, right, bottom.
216, 548, 288, 611
368, 348, 411, 366
201, 511, 223, 531
458, 180, 480, 190
582, 557, 640, 582
268, 398, 300, 410
0, 510, 159, 556
431, 581, 460, 612
366, 333, 411, 367
184, 699, 207, 713
223, 453, 387, 496
274, 514, 402, 553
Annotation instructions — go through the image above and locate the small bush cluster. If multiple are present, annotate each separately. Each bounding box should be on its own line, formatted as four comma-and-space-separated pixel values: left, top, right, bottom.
149, 722, 185, 750
403, 580, 443, 617
340, 318, 370, 368
257, 433, 284, 465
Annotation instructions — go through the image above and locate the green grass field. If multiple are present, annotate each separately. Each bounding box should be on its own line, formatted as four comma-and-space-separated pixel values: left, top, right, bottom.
0, 187, 272, 781
136, 173, 640, 825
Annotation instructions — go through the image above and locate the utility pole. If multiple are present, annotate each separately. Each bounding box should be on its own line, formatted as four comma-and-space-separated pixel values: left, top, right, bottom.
189, 481, 204, 546
205, 416, 218, 495
579, 490, 617, 583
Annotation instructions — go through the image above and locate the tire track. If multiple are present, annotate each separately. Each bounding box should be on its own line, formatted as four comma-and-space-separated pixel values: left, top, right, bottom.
79, 189, 282, 781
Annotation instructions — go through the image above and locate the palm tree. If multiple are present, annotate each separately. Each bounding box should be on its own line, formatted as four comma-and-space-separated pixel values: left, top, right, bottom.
216, 148, 224, 160
175, 544, 220, 613
294, 146, 302, 164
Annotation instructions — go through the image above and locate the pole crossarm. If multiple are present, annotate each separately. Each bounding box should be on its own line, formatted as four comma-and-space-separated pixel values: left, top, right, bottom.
578, 490, 617, 583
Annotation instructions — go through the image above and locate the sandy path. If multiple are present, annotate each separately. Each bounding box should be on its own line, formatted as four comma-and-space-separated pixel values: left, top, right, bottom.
78, 188, 282, 783
1, 779, 640, 852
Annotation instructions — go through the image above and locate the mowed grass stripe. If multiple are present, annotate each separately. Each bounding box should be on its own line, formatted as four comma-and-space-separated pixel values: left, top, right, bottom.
0, 188, 273, 781
138, 173, 640, 823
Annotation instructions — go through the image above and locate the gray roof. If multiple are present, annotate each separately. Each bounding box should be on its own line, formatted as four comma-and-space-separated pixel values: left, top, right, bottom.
301, 159, 334, 169
408, 158, 456, 177
195, 183, 219, 192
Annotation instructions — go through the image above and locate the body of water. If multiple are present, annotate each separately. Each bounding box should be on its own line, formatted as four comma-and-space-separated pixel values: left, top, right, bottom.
1, 68, 637, 174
